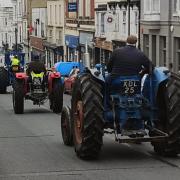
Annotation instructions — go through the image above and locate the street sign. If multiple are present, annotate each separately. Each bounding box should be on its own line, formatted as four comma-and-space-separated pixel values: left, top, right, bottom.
68, 2, 77, 12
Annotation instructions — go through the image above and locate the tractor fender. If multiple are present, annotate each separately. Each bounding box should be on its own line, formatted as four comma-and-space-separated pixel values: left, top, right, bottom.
142, 67, 170, 104
48, 72, 61, 93
15, 72, 28, 94
15, 72, 27, 79
152, 67, 170, 100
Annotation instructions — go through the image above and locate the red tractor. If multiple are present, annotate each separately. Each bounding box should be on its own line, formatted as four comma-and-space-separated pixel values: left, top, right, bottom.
12, 71, 63, 114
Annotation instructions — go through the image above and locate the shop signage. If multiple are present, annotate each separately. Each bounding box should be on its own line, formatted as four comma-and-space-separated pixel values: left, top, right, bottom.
68, 2, 77, 12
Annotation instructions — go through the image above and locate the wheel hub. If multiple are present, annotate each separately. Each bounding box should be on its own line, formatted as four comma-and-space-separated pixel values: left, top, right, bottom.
74, 101, 83, 144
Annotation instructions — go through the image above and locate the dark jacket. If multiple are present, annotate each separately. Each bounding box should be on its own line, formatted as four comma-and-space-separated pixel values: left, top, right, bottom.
107, 45, 153, 76
26, 61, 46, 75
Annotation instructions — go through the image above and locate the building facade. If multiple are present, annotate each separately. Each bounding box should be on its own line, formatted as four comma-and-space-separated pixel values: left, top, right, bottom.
95, 0, 140, 64
141, 0, 180, 73
0, 0, 17, 50
78, 0, 95, 66
30, 0, 47, 63
64, 0, 79, 62
44, 0, 65, 68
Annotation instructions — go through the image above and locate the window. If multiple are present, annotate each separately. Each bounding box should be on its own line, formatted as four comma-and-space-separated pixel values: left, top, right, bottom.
79, 0, 83, 17
55, 5, 57, 24
59, 5, 62, 25
144, 0, 160, 13
49, 30, 52, 37
152, 0, 160, 12
41, 22, 44, 37
123, 11, 126, 34
160, 36, 166, 67
174, 38, 180, 71
134, 11, 138, 34
100, 13, 105, 33
85, 0, 90, 17
174, 0, 180, 13
50, 5, 52, 24
143, 35, 149, 57
152, 35, 156, 65
34, 22, 37, 36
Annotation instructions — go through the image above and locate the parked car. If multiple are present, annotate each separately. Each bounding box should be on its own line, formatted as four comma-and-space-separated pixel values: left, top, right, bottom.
64, 68, 79, 94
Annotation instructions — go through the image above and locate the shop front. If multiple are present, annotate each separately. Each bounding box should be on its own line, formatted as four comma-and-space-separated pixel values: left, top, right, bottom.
43, 41, 64, 68
79, 31, 94, 66
65, 35, 79, 62
94, 37, 113, 64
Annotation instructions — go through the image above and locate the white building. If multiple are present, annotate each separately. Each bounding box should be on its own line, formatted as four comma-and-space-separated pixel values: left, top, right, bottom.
0, 0, 17, 50
94, 0, 140, 62
45, 0, 65, 68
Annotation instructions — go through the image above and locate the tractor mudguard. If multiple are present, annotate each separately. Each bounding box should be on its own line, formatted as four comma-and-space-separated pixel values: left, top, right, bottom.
142, 67, 170, 104
48, 72, 61, 93
15, 72, 27, 79
15, 72, 28, 94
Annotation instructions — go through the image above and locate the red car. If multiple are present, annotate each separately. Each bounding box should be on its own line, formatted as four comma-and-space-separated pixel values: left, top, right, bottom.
64, 68, 79, 94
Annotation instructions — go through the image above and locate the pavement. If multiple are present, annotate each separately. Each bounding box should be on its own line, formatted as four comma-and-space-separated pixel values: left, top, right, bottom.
0, 89, 179, 180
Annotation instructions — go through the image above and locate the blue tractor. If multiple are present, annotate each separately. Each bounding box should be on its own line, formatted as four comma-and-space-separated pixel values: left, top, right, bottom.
0, 52, 25, 93
61, 58, 180, 159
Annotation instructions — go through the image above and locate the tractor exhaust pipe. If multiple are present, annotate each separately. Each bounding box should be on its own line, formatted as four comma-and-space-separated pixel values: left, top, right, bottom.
83, 41, 91, 69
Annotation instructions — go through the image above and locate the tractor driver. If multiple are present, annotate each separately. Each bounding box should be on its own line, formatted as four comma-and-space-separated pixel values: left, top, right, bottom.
10, 55, 20, 72
107, 35, 153, 76
26, 55, 46, 76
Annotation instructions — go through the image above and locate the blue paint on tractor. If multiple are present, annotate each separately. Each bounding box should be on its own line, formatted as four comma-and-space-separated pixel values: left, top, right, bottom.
84, 65, 170, 135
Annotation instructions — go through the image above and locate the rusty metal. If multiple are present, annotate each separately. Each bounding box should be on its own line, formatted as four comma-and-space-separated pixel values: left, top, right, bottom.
74, 101, 83, 144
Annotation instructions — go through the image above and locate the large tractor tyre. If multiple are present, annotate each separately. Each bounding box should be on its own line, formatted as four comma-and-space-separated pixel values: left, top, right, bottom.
0, 67, 8, 94
71, 74, 104, 159
61, 106, 73, 146
152, 73, 180, 156
12, 80, 24, 114
51, 79, 63, 113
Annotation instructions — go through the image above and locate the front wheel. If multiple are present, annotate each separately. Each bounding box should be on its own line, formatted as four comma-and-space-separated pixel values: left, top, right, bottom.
50, 79, 63, 113
61, 106, 73, 146
13, 80, 24, 114
71, 74, 104, 159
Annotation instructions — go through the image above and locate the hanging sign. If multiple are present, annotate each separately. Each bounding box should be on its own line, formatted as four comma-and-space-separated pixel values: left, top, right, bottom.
68, 3, 77, 12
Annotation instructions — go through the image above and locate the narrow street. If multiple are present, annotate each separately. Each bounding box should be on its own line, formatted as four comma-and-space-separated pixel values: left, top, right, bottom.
0, 90, 179, 180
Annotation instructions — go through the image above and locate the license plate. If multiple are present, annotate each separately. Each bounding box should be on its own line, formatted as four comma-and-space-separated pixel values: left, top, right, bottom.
122, 80, 140, 95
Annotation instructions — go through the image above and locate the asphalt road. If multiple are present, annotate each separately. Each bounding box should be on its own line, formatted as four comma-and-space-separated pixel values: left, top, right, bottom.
0, 90, 180, 180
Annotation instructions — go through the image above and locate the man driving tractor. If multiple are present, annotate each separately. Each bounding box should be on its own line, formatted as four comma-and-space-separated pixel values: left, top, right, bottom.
107, 35, 153, 76
26, 54, 46, 76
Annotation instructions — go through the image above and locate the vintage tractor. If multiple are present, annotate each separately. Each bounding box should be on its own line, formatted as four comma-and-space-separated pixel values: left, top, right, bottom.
61, 56, 180, 159
12, 70, 63, 114
0, 52, 25, 93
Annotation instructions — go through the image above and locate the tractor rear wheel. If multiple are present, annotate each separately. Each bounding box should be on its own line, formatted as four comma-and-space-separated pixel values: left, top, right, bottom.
13, 80, 24, 114
71, 74, 104, 159
0, 67, 8, 94
152, 73, 180, 156
61, 106, 73, 146
50, 79, 63, 113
